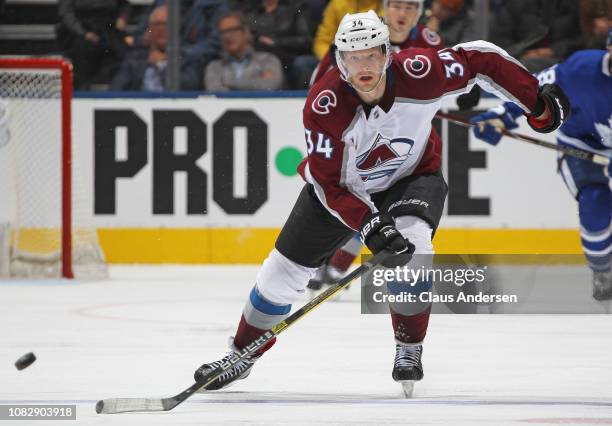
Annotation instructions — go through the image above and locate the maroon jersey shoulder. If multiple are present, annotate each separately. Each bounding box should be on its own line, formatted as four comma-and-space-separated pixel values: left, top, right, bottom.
304, 68, 360, 140
390, 48, 449, 100
309, 48, 336, 87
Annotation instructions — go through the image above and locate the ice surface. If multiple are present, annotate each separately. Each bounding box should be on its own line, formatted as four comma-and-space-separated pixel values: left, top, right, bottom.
1, 265, 611, 425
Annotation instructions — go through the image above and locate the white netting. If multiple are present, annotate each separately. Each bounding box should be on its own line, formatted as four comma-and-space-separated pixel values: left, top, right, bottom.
0, 61, 107, 278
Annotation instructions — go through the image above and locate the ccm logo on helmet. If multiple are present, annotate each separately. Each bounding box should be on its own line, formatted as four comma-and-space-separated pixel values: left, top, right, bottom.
403, 54, 431, 79
348, 35, 370, 43
312, 90, 338, 115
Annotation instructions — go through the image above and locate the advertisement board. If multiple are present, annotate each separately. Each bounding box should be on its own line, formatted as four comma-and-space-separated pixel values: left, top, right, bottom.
69, 95, 581, 262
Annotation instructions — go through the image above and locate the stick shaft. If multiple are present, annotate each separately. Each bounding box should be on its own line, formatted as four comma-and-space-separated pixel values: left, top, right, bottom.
436, 111, 610, 166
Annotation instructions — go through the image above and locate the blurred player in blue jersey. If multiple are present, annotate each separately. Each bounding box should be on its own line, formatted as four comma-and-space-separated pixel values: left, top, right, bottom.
471, 29, 612, 300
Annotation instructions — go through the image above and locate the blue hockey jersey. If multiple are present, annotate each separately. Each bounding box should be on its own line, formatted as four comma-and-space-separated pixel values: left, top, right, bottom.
535, 50, 612, 154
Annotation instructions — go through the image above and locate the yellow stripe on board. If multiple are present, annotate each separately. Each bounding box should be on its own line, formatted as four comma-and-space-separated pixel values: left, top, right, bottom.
97, 228, 583, 264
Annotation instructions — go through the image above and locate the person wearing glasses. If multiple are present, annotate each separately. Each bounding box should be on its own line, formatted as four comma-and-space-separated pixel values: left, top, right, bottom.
204, 11, 283, 91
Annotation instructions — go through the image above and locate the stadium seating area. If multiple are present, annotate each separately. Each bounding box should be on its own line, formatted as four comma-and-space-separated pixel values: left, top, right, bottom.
1, 0, 610, 91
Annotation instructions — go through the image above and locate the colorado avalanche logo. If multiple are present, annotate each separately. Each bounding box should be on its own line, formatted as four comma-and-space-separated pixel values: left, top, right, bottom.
311, 90, 337, 115
403, 54, 431, 79
422, 28, 441, 46
356, 134, 415, 181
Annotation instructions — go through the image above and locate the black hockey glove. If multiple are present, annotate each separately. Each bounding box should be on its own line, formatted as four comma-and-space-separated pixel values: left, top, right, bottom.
359, 213, 409, 255
527, 83, 571, 133
456, 85, 481, 111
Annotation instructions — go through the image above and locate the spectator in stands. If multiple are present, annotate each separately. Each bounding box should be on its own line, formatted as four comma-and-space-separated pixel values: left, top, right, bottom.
580, 0, 612, 49
128, 0, 227, 89
248, 0, 317, 89
110, 5, 200, 91
204, 11, 283, 91
312, 0, 384, 60
56, 0, 131, 89
425, 0, 477, 46
490, 0, 583, 72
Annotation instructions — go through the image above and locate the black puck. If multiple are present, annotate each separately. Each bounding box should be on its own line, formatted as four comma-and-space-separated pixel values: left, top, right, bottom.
95, 400, 104, 414
15, 352, 36, 370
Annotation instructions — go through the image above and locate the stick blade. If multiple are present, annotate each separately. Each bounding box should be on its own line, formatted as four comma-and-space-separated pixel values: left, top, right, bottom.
96, 398, 165, 414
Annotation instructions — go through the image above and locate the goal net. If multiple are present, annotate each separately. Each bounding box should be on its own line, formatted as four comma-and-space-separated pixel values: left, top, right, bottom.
0, 57, 107, 279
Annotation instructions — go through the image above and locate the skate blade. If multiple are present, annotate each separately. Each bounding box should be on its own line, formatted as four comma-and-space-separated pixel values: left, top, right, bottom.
399, 380, 415, 398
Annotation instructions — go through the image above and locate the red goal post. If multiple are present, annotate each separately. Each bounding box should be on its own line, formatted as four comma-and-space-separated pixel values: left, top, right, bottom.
0, 57, 106, 279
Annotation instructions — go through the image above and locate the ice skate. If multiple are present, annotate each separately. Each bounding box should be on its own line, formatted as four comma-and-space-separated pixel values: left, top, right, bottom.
392, 344, 423, 398
593, 270, 612, 301
194, 342, 260, 392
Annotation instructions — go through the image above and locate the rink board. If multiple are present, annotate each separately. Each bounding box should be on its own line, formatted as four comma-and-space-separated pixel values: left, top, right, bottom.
9, 93, 588, 263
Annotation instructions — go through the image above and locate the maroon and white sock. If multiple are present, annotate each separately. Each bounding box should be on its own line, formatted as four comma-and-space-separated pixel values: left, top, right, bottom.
233, 314, 277, 355
390, 306, 431, 344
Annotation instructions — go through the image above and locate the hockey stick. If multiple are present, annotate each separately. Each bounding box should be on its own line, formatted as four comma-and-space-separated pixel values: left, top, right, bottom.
96, 249, 395, 414
436, 111, 611, 167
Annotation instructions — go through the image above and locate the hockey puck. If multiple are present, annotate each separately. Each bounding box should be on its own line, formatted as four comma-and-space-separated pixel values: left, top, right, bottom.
95, 400, 104, 414
14, 352, 36, 370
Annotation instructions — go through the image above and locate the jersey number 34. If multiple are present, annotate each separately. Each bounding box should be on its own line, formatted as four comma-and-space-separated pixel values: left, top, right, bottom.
305, 129, 334, 159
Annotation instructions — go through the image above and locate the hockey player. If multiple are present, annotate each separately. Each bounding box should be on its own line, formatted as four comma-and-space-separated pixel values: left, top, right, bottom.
194, 11, 569, 393
308, 1, 480, 290
308, 0, 444, 290
310, 0, 443, 86
470, 29, 612, 300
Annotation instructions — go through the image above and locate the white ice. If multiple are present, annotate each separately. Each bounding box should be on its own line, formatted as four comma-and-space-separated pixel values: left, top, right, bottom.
1, 265, 612, 425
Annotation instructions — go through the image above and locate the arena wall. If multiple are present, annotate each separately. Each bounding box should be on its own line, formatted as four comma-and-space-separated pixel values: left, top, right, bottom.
72, 93, 580, 263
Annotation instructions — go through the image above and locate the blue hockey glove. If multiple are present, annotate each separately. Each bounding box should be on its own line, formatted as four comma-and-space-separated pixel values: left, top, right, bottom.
469, 102, 523, 146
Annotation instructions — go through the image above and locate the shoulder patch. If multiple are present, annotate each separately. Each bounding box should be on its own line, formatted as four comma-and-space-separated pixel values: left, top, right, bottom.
403, 54, 432, 79
311, 89, 337, 115
422, 27, 441, 46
